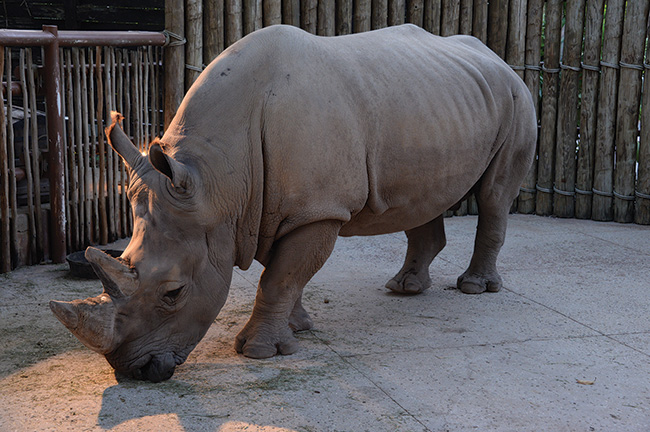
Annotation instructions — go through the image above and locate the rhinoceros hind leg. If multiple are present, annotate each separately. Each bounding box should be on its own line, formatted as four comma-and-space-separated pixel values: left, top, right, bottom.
386, 215, 445, 295
236, 220, 340, 359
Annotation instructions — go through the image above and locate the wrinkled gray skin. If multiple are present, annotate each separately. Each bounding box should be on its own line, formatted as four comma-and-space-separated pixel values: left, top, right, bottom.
50, 24, 536, 382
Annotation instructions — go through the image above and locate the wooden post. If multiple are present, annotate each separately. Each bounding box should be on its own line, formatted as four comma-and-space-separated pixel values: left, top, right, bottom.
301, 0, 318, 33
613, 0, 649, 223
441, 0, 459, 36
471, 0, 487, 43
372, 0, 388, 29
553, 0, 584, 218
336, 0, 353, 34
516, 0, 542, 214
204, 0, 225, 63
4, 49, 18, 265
225, 0, 243, 46
318, 1, 335, 35
185, 0, 203, 90
264, 0, 282, 26
459, 0, 472, 34
283, 0, 301, 27
506, 0, 526, 80
424, 0, 442, 35
243, 0, 258, 35
592, 0, 625, 221
487, 0, 508, 59
388, 0, 405, 26
535, 0, 562, 216
637, 41, 650, 224
0, 47, 9, 271
165, 0, 185, 128
407, 0, 424, 28
575, 0, 605, 220
355, 0, 372, 32
43, 26, 67, 262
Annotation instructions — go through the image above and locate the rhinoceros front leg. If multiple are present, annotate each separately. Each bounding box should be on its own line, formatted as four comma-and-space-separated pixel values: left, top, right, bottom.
235, 220, 341, 359
386, 215, 446, 294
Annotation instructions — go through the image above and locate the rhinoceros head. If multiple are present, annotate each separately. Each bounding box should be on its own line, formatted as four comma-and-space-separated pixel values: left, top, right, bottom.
50, 112, 236, 382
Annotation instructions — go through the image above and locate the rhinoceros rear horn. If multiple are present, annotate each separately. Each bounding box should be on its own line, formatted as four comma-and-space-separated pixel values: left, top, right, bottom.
49, 295, 120, 354
105, 111, 151, 177
85, 247, 138, 297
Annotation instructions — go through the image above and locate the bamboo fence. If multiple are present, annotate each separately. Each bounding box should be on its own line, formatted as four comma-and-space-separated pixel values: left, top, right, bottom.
2, 0, 650, 272
0, 45, 163, 270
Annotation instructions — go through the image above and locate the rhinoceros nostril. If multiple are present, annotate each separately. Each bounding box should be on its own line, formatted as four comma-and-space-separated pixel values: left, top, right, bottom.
138, 353, 177, 383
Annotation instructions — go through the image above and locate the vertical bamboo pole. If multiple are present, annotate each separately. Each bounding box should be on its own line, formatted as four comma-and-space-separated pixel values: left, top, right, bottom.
471, 0, 487, 43
60, 50, 72, 250
388, 0, 405, 26
4, 49, 17, 264
64, 49, 79, 251
301, 0, 318, 33
26, 49, 43, 259
80, 48, 92, 244
284, 0, 300, 26
575, 0, 604, 219
459, 0, 472, 34
535, 0, 562, 215
505, 0, 526, 79
440, 0, 459, 36
165, 0, 185, 128
264, 0, 282, 25
116, 49, 126, 237
553, 0, 585, 218
355, 0, 372, 32
204, 0, 225, 63
19, 50, 37, 263
96, 47, 108, 244
516, 0, 542, 214
185, 0, 203, 90
637, 40, 650, 224
486, 0, 508, 59
407, 0, 424, 28
0, 48, 9, 271
337, 0, 353, 34
88, 49, 99, 243
43, 26, 67, 262
244, 0, 258, 34
318, 0, 335, 35
225, 0, 243, 46
372, 0, 388, 29
613, 0, 649, 223
592, 0, 625, 221
72, 48, 87, 247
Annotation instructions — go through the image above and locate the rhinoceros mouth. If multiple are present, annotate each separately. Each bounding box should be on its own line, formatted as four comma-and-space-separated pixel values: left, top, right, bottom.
113, 351, 187, 383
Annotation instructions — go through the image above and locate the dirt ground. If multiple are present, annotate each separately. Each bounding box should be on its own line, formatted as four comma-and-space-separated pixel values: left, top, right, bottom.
1, 215, 649, 431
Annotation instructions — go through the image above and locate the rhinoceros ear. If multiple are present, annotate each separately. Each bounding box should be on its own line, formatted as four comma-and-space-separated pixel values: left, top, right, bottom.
148, 141, 192, 192
106, 111, 151, 178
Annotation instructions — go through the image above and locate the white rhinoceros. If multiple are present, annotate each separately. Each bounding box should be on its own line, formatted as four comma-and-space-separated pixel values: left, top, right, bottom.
50, 24, 536, 382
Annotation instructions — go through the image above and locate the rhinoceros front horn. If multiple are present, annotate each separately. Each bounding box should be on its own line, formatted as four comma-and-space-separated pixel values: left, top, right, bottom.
49, 248, 137, 354
49, 294, 120, 354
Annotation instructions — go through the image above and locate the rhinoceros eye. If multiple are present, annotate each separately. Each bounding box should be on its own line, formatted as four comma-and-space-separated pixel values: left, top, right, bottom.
162, 286, 184, 305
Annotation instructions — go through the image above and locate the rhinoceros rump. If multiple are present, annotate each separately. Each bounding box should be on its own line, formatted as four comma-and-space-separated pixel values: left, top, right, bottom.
50, 24, 536, 382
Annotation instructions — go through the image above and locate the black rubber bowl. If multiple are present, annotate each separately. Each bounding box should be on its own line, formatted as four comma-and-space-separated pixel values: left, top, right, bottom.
66, 249, 123, 279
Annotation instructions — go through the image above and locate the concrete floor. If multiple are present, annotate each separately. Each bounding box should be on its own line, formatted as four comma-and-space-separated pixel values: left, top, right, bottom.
0, 214, 649, 431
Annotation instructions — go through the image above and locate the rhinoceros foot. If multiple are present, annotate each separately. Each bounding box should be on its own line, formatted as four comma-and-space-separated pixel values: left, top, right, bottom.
235, 320, 300, 359
456, 271, 502, 294
385, 270, 432, 295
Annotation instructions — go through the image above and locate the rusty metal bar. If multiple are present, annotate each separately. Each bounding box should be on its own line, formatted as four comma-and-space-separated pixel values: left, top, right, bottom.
42, 25, 67, 263
0, 29, 166, 47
